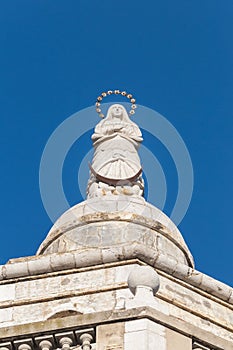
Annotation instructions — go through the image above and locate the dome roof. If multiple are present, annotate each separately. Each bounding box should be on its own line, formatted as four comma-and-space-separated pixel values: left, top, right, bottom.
37, 196, 194, 268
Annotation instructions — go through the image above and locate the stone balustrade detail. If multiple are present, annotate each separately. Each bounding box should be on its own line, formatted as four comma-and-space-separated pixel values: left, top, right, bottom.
0, 328, 95, 350
0, 329, 226, 350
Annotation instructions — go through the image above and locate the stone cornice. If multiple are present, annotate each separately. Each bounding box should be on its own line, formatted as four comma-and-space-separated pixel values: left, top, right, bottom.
1, 245, 232, 306
0, 306, 229, 349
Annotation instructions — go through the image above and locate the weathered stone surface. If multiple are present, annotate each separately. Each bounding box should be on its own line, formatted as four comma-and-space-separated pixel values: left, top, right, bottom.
1, 247, 232, 311
124, 319, 166, 350
127, 265, 160, 295
40, 221, 189, 267
0, 306, 231, 349
0, 261, 232, 347
0, 308, 13, 323
36, 198, 194, 269
97, 323, 125, 350
0, 284, 15, 302
1, 105, 232, 349
166, 328, 192, 349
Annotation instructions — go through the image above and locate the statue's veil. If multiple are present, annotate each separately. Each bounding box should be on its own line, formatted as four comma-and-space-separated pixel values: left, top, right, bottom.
105, 104, 130, 122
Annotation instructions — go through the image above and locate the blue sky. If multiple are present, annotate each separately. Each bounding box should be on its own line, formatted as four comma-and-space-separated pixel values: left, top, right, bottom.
0, 1, 232, 286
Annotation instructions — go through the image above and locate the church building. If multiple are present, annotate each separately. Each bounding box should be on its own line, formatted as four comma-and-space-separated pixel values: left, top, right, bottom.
0, 92, 232, 349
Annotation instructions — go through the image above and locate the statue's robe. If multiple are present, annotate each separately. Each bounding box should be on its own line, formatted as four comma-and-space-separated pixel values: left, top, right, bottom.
92, 131, 141, 180
87, 104, 144, 199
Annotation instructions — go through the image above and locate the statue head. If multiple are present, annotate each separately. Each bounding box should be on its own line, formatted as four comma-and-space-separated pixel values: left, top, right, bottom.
106, 104, 130, 122
110, 104, 124, 118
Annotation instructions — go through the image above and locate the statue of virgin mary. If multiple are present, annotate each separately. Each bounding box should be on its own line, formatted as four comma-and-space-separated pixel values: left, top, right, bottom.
87, 104, 144, 197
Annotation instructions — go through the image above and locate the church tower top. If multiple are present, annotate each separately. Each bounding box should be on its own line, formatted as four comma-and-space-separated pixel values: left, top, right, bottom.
0, 92, 232, 350
37, 95, 194, 269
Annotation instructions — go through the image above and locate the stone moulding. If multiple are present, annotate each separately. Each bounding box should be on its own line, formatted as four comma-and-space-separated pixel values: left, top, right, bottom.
1, 245, 233, 306
0, 307, 228, 349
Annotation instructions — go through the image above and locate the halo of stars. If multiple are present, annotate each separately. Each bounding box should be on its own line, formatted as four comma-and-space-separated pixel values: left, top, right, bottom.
95, 90, 137, 118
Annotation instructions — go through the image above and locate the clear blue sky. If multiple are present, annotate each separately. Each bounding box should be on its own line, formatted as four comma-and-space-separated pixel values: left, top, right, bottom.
0, 1, 232, 286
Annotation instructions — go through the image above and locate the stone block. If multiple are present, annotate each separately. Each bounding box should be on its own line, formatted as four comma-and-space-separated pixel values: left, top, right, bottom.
85, 198, 118, 214
54, 204, 84, 228
201, 274, 232, 301
96, 322, 124, 350
154, 254, 178, 274
73, 249, 102, 268
50, 253, 75, 271
101, 246, 125, 264
0, 308, 13, 323
3, 261, 29, 279
166, 328, 192, 349
124, 319, 166, 350
28, 256, 52, 275
0, 284, 15, 302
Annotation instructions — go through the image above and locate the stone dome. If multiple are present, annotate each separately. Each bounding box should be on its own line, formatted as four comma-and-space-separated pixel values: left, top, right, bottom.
37, 196, 194, 268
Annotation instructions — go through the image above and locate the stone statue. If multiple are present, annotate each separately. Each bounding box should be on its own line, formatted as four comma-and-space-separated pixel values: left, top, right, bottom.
87, 104, 144, 198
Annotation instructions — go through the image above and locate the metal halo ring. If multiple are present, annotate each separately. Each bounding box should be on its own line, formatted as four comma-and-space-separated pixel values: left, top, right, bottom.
95, 90, 137, 118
